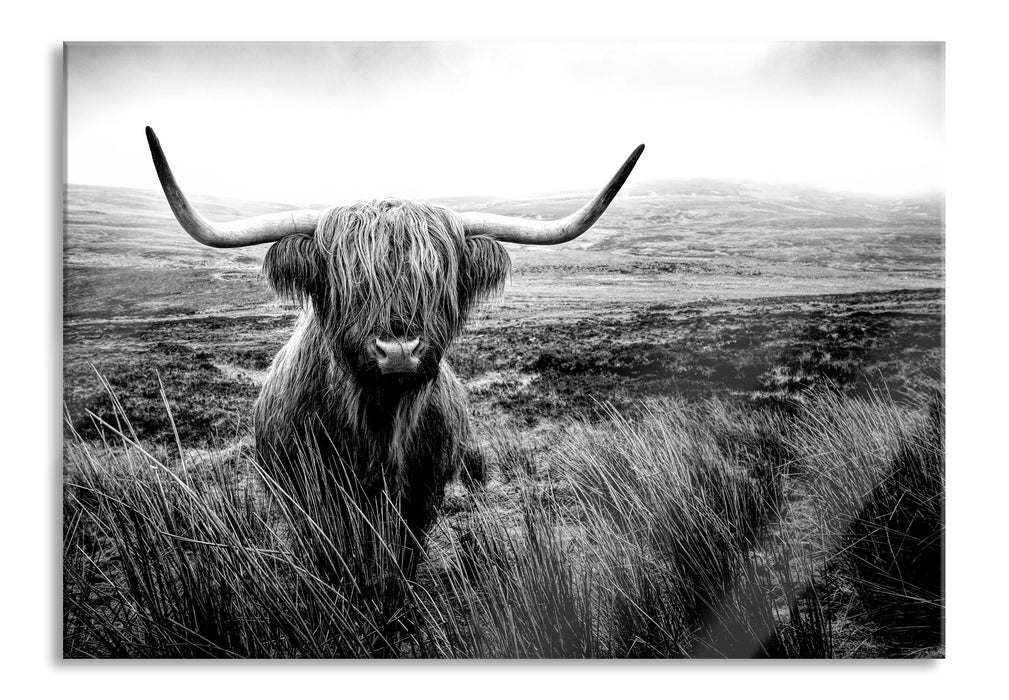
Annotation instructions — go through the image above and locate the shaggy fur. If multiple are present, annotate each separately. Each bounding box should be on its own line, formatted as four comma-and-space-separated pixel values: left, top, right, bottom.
254, 199, 510, 571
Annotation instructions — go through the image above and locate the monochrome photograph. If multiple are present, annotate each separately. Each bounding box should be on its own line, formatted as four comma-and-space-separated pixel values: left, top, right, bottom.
62, 41, 944, 659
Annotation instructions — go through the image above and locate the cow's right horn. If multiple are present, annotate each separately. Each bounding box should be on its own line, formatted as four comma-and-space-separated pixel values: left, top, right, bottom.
146, 127, 319, 248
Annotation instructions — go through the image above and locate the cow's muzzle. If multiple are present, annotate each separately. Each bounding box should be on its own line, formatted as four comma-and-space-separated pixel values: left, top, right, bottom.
372, 338, 423, 375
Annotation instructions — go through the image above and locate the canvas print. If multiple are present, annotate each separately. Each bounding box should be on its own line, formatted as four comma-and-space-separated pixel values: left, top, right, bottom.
63, 42, 944, 658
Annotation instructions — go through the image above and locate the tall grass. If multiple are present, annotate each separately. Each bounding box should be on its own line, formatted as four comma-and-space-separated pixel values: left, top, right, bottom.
64, 383, 943, 658
64, 442, 430, 658
789, 390, 944, 655
64, 386, 453, 658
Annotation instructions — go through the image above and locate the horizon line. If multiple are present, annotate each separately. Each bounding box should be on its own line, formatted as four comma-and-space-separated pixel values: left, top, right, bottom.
65, 178, 946, 208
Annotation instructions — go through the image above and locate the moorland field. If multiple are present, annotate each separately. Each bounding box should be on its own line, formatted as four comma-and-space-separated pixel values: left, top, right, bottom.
62, 181, 944, 658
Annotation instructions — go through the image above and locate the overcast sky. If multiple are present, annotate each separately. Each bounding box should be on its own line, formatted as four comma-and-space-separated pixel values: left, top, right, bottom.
66, 42, 943, 203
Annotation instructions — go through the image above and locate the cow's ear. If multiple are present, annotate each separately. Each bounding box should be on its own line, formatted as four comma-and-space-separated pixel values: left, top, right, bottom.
460, 235, 510, 302
263, 234, 327, 306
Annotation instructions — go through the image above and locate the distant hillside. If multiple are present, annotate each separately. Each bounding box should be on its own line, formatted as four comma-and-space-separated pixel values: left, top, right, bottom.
430, 179, 943, 271
64, 184, 311, 270
64, 181, 943, 275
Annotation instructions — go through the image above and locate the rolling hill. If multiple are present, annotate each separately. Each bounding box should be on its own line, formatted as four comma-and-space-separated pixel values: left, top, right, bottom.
66, 180, 943, 274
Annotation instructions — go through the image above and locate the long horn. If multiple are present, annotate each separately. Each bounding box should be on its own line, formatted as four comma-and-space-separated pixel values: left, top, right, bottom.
145, 127, 319, 248
457, 144, 644, 245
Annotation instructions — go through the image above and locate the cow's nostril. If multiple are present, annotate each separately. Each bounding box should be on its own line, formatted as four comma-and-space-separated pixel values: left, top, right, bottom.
402, 338, 422, 358
373, 341, 388, 360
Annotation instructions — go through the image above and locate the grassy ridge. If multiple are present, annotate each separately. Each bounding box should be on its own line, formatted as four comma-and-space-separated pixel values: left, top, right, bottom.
63, 387, 943, 658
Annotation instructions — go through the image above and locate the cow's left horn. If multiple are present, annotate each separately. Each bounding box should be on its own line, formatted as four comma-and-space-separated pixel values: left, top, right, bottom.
145, 127, 319, 248
457, 144, 644, 245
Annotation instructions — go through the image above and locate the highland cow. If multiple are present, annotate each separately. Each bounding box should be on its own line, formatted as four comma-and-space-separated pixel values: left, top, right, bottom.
145, 127, 644, 573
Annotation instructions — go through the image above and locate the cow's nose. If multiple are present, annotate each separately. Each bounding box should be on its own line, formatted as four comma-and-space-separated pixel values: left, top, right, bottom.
373, 338, 422, 374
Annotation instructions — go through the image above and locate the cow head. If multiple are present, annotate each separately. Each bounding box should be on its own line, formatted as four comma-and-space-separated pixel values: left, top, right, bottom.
145, 127, 643, 391
262, 199, 509, 389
